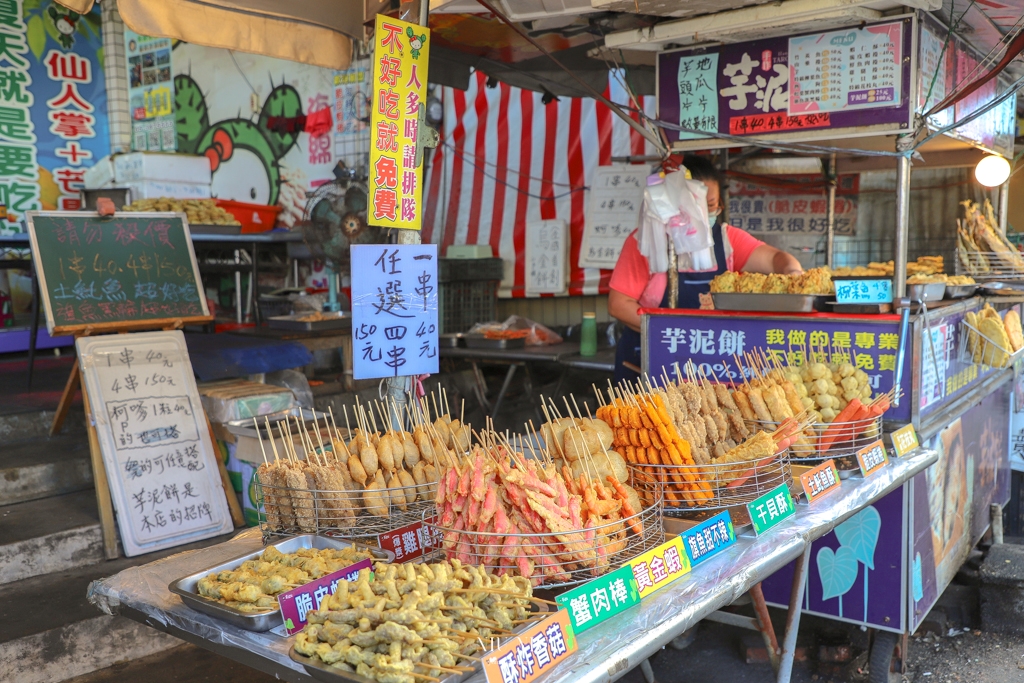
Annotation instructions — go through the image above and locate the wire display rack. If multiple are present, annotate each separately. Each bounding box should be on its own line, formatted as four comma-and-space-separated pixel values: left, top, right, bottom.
744, 416, 882, 468
421, 478, 664, 590
628, 450, 791, 516
958, 318, 1024, 369
255, 477, 438, 543
955, 248, 1024, 281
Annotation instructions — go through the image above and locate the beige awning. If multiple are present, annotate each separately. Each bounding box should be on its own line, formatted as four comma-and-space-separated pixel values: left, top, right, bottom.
58, 0, 358, 70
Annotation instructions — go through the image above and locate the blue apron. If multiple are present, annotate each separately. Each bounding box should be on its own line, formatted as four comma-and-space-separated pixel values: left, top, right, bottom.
614, 221, 728, 384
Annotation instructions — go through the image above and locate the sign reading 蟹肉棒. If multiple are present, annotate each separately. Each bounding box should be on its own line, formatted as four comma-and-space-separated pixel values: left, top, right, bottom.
350, 244, 438, 380
556, 564, 640, 633
369, 14, 429, 230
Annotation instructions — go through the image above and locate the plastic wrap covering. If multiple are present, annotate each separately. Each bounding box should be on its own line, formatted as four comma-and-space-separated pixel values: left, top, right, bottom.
88, 451, 937, 683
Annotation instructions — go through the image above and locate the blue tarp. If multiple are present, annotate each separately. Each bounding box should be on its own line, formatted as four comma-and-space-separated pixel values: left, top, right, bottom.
184, 333, 313, 381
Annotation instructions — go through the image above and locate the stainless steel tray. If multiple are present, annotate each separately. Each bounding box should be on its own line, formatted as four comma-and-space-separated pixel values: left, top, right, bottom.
269, 312, 351, 332
224, 406, 332, 440
712, 293, 829, 313
943, 284, 978, 299
981, 282, 1024, 296
439, 333, 465, 348
463, 334, 526, 349
168, 535, 392, 631
906, 282, 946, 302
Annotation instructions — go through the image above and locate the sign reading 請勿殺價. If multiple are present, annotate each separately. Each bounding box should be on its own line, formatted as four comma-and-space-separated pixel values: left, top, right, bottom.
369, 14, 429, 230
351, 244, 438, 380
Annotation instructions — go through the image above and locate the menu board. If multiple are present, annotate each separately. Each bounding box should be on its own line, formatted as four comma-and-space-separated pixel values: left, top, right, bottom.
77, 331, 232, 556
578, 166, 645, 270
658, 18, 913, 144
525, 220, 567, 295
27, 211, 210, 334
789, 22, 903, 115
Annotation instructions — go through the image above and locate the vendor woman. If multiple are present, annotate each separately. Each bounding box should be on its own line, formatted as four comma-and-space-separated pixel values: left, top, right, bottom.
608, 155, 803, 382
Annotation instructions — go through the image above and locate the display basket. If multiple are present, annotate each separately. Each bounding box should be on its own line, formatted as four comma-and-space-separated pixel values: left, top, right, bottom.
957, 317, 1024, 369
421, 472, 664, 590
743, 415, 882, 469
955, 248, 1024, 282
629, 447, 792, 516
255, 476, 438, 543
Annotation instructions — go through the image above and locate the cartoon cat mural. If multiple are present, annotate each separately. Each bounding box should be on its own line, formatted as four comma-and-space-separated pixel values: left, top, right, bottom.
173, 74, 303, 206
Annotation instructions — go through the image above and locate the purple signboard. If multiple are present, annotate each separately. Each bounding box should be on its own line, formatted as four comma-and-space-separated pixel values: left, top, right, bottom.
658, 18, 914, 142
643, 311, 912, 423
278, 557, 373, 634
910, 383, 1010, 632
762, 485, 906, 632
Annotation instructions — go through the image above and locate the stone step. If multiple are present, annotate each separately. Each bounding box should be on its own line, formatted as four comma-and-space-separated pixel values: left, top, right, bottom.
0, 490, 103, 585
0, 530, 236, 683
64, 643, 280, 683
0, 406, 86, 442
0, 435, 93, 507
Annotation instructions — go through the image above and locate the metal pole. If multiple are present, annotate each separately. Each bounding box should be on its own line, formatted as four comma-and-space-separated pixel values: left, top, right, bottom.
824, 153, 837, 268
893, 137, 913, 299
998, 182, 1010, 235
234, 249, 243, 324
777, 545, 811, 683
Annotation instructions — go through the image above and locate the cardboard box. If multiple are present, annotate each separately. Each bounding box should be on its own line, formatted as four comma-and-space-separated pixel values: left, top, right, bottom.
127, 180, 211, 200
83, 155, 115, 189
115, 152, 212, 184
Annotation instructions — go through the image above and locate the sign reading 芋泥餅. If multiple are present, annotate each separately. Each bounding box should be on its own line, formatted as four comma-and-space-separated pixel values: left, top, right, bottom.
628, 535, 690, 599
369, 14, 429, 230
680, 510, 736, 566
556, 564, 640, 633
350, 244, 438, 380
279, 558, 372, 634
747, 484, 795, 536
483, 610, 576, 683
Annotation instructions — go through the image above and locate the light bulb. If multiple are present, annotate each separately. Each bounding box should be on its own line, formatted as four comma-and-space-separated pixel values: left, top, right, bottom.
975, 155, 1011, 187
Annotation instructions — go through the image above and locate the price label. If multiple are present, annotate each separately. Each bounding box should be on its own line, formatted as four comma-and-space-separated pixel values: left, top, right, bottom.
627, 535, 690, 599
556, 565, 639, 634
891, 424, 919, 457
278, 558, 372, 634
799, 459, 841, 503
835, 279, 893, 304
680, 511, 736, 566
856, 439, 890, 476
747, 483, 796, 536
377, 517, 439, 562
483, 610, 577, 683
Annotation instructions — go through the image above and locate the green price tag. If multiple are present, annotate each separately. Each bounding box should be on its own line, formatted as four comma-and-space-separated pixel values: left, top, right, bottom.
556, 564, 639, 633
746, 484, 796, 536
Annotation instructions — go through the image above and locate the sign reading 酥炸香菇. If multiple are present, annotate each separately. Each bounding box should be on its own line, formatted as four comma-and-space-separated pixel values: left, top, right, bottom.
369, 14, 429, 230
350, 244, 438, 380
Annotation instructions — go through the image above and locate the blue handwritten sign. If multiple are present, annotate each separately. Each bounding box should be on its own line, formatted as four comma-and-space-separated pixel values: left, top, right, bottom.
351, 245, 439, 380
835, 279, 893, 305
681, 511, 736, 566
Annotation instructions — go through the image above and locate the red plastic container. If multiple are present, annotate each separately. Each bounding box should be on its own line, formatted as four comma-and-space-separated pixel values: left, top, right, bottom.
215, 199, 282, 233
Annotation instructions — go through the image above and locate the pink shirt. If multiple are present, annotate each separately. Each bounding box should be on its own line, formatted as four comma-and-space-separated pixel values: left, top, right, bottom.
608, 226, 765, 308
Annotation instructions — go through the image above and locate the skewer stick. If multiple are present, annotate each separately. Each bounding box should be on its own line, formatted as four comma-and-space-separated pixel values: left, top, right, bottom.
406, 673, 441, 682
311, 411, 327, 453
442, 386, 451, 417
265, 417, 281, 463
254, 417, 268, 465
328, 406, 343, 443
342, 404, 354, 444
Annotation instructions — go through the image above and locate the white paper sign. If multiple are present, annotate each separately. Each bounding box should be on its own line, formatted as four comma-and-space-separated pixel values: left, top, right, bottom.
77, 331, 231, 556
351, 244, 439, 380
578, 166, 645, 270
526, 219, 568, 295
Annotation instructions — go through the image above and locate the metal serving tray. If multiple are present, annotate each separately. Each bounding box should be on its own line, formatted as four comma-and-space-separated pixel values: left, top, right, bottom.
906, 282, 946, 302
943, 284, 978, 299
269, 312, 351, 332
981, 281, 1024, 296
224, 406, 332, 440
168, 535, 392, 631
711, 293, 829, 313
463, 334, 526, 349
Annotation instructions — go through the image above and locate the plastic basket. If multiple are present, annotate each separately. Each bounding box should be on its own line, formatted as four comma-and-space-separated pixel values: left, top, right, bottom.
215, 198, 282, 233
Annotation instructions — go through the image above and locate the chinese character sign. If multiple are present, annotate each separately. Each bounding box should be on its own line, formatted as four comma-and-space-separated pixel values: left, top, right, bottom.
628, 535, 690, 599
746, 483, 795, 536
681, 511, 736, 566
369, 15, 428, 230
578, 167, 645, 270
377, 518, 440, 562
351, 244, 438, 380
278, 558, 373, 634
483, 610, 576, 683
676, 53, 719, 140
555, 564, 640, 633
799, 459, 841, 503
727, 174, 859, 237
0, 2, 108, 235
124, 29, 176, 152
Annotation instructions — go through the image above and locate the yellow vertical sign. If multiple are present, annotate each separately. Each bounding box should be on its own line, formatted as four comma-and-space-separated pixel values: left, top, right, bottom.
369, 14, 429, 230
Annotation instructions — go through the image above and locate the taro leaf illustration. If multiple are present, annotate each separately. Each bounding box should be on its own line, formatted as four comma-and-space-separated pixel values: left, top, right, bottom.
835, 505, 881, 570
817, 545, 859, 601
912, 552, 924, 602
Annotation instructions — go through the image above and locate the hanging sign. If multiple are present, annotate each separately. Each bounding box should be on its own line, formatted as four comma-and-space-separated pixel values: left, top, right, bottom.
835, 279, 893, 305
627, 535, 690, 599
680, 510, 736, 566
278, 558, 373, 634
482, 610, 577, 683
799, 459, 841, 503
891, 424, 919, 457
369, 14, 429, 229
746, 483, 796, 536
555, 564, 640, 634
856, 439, 889, 476
350, 244, 438, 380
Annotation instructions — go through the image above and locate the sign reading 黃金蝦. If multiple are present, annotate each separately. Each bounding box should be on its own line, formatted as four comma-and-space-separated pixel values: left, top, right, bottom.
351, 244, 438, 380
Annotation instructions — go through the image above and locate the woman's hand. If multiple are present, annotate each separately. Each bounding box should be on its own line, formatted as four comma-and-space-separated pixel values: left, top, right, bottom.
747, 244, 804, 275
608, 289, 643, 333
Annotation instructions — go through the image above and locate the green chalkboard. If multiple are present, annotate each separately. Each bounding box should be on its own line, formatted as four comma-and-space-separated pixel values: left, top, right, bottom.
27, 211, 211, 334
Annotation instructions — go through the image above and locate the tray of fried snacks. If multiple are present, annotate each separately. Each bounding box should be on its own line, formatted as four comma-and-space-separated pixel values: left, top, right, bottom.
290, 561, 552, 683
269, 311, 351, 331
960, 303, 1024, 369
168, 535, 393, 631
711, 292, 830, 313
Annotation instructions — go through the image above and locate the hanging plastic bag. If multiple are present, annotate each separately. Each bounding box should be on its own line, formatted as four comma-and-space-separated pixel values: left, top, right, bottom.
637, 169, 714, 274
